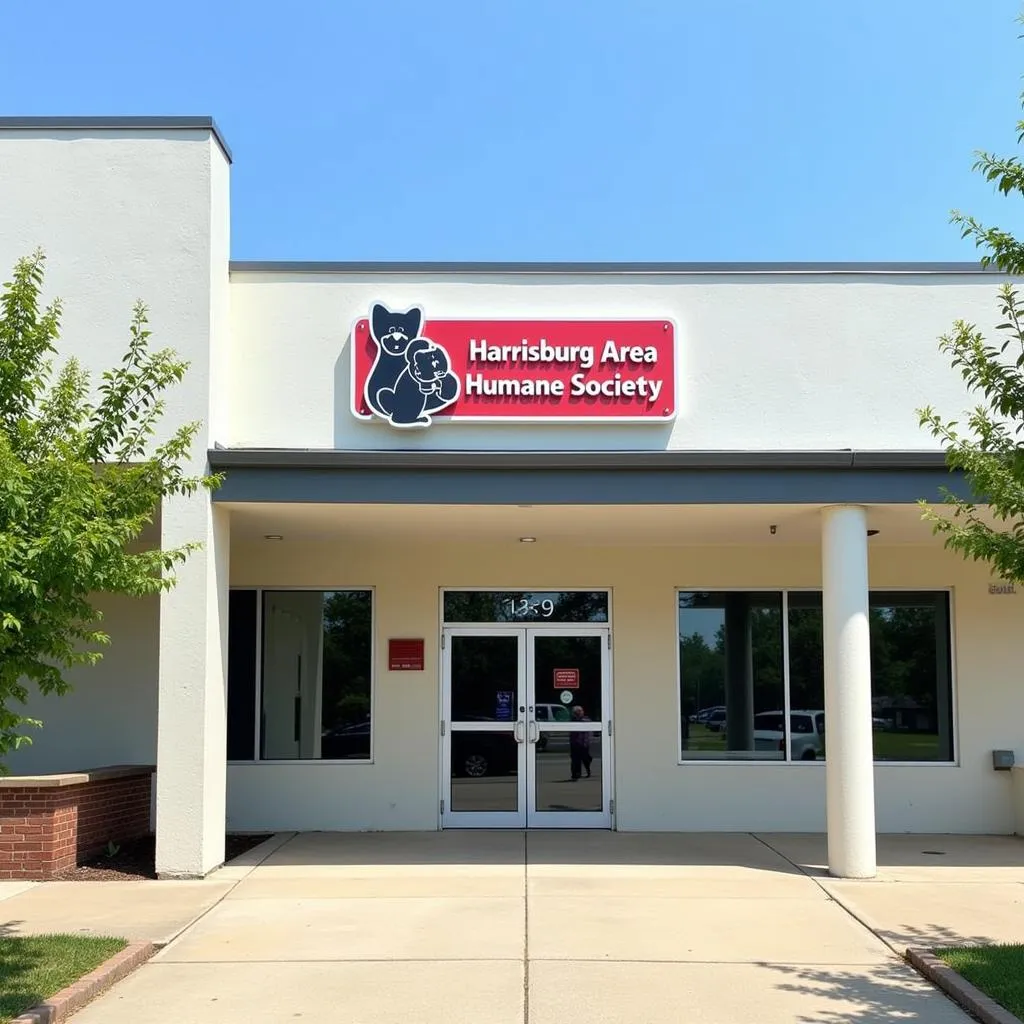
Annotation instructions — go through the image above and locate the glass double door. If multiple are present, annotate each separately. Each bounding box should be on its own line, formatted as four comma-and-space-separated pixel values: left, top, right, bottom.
442, 627, 611, 828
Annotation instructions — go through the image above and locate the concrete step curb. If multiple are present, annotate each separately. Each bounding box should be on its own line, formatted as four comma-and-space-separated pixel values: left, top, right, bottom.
906, 948, 1023, 1024
11, 940, 157, 1024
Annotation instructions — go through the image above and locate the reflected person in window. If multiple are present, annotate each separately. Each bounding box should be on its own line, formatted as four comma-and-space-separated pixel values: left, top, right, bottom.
569, 705, 593, 781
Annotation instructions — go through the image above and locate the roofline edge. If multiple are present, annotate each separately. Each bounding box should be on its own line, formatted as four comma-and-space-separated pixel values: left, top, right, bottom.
206, 448, 953, 472
0, 115, 232, 163
228, 260, 999, 275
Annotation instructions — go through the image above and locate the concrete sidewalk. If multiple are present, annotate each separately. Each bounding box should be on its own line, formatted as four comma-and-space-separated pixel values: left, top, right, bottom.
0, 838, 289, 945
0, 879, 233, 944
764, 833, 1024, 951
15, 832, 1018, 1024
1, 831, 1020, 1022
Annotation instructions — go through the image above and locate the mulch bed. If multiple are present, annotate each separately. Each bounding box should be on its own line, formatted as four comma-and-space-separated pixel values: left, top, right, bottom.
51, 834, 272, 881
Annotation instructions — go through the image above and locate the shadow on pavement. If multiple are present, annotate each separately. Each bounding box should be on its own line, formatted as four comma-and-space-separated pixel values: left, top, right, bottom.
766, 960, 975, 1023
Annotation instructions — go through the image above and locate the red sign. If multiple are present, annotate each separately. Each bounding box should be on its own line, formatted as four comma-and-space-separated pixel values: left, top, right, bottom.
389, 638, 425, 671
351, 305, 676, 428
553, 668, 580, 689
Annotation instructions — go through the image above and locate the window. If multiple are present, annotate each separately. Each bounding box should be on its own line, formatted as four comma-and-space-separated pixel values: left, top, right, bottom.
678, 592, 785, 760
227, 590, 258, 761
226, 589, 373, 762
869, 592, 953, 762
679, 590, 954, 763
443, 590, 609, 623
535, 705, 572, 723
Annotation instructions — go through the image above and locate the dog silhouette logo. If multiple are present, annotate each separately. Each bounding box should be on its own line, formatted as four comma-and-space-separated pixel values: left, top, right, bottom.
363, 303, 460, 428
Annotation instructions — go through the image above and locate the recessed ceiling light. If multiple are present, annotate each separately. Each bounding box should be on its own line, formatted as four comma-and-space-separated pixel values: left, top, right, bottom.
519, 536, 537, 544
264, 534, 284, 541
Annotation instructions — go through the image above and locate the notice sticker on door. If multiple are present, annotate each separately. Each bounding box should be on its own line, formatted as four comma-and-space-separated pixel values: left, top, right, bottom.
495, 690, 514, 722
560, 690, 574, 704
553, 668, 580, 689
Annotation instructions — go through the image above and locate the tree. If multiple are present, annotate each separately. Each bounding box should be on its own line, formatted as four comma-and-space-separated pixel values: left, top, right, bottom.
0, 251, 218, 766
918, 71, 1024, 582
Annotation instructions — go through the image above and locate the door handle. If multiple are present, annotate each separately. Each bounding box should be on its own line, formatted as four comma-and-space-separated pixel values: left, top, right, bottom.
529, 721, 539, 744
514, 720, 525, 744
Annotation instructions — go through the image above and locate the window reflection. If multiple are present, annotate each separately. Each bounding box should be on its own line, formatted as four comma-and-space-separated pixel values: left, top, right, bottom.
678, 592, 785, 760
681, 590, 954, 763
534, 731, 603, 812
443, 591, 609, 623
869, 593, 953, 762
450, 732, 519, 812
260, 590, 372, 761
786, 592, 826, 761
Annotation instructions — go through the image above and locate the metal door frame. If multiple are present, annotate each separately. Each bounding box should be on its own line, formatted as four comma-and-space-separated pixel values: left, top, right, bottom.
525, 626, 613, 829
441, 628, 528, 828
440, 625, 614, 829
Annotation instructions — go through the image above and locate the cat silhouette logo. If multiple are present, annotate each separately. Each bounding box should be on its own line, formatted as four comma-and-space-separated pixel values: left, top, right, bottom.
363, 303, 460, 429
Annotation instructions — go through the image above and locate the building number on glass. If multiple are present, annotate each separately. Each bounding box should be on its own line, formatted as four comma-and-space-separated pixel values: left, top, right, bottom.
506, 597, 555, 618
442, 590, 609, 624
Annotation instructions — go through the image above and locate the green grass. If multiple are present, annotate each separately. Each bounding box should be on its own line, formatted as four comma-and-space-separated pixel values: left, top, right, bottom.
0, 934, 127, 1023
684, 723, 944, 761
872, 731, 941, 761
684, 723, 728, 752
936, 945, 1024, 1019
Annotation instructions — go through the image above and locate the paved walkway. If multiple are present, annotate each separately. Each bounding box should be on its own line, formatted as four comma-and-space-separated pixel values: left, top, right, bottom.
1, 832, 1022, 1023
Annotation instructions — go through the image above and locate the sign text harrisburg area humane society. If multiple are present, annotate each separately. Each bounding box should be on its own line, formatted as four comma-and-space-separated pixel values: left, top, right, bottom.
352, 317, 676, 422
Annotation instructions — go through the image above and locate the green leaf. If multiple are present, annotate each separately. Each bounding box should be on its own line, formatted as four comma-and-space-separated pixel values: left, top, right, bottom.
0, 250, 215, 766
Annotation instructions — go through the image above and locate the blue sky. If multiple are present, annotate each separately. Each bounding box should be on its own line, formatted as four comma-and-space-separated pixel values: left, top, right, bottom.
2, 1, 1022, 261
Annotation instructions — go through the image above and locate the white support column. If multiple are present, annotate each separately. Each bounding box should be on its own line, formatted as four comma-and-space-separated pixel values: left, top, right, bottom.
155, 499, 230, 878
821, 504, 877, 879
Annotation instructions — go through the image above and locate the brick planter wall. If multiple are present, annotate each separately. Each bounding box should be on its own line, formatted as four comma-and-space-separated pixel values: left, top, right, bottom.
0, 766, 153, 879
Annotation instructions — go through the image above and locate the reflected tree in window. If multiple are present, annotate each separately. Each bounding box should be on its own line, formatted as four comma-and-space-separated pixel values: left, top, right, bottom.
683, 590, 953, 763
868, 594, 952, 761
549, 591, 609, 623
678, 592, 784, 760
321, 591, 373, 730
443, 591, 609, 623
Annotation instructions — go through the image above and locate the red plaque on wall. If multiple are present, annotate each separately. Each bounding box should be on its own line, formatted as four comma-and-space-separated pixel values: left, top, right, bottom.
389, 638, 425, 671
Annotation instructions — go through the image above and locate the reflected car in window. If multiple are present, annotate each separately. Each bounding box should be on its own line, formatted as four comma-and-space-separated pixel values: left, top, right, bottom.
704, 708, 728, 732
320, 720, 371, 760
753, 710, 826, 760
534, 703, 571, 751
689, 705, 726, 724
535, 703, 572, 722
450, 731, 519, 778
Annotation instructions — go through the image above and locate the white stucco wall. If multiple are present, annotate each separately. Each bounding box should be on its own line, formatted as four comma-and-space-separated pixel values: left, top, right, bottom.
227, 272, 1010, 452
0, 125, 233, 875
0, 129, 224, 430
227, 531, 1023, 835
4, 593, 159, 775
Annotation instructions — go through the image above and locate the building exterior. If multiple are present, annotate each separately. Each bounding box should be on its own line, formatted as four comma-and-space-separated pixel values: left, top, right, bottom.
1, 117, 1022, 880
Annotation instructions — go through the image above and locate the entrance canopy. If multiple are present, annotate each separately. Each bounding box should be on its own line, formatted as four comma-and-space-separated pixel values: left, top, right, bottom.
221, 500, 944, 547
208, 449, 971, 506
